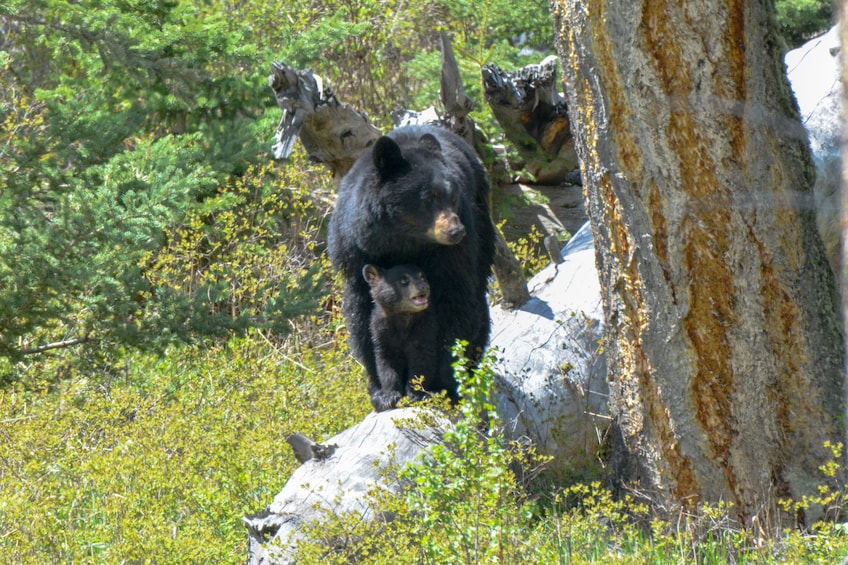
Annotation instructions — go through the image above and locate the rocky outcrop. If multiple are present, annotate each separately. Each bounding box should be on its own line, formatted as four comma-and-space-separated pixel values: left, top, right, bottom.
491, 221, 608, 476
786, 25, 842, 272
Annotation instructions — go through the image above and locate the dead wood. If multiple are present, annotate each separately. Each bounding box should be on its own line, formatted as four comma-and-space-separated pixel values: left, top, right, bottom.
482, 56, 579, 185
268, 62, 381, 182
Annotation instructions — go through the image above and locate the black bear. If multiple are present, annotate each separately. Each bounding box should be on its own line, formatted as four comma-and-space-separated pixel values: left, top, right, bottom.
363, 264, 454, 411
328, 124, 496, 411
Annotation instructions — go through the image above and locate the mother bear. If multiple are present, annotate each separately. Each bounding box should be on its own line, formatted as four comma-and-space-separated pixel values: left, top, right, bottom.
327, 124, 496, 411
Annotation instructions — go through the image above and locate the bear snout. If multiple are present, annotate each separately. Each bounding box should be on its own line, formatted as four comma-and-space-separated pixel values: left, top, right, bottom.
447, 224, 466, 243
429, 210, 466, 245
411, 293, 429, 309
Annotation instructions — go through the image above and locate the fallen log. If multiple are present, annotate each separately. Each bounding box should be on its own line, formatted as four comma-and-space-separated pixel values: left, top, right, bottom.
244, 408, 453, 565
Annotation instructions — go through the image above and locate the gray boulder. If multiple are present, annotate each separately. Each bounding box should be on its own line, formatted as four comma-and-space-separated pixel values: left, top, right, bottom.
491, 221, 608, 477
785, 25, 842, 272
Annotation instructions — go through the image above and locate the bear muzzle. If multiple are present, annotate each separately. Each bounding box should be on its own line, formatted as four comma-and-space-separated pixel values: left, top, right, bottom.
430, 211, 466, 245
410, 293, 429, 310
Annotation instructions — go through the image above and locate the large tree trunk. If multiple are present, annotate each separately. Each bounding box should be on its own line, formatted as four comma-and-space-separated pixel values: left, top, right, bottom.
553, 0, 844, 523
840, 1, 848, 471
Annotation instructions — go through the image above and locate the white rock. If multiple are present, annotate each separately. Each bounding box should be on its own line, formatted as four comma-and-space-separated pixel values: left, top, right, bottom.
785, 25, 842, 271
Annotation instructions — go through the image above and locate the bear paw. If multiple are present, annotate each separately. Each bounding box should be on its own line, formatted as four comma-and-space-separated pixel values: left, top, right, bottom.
371, 390, 402, 412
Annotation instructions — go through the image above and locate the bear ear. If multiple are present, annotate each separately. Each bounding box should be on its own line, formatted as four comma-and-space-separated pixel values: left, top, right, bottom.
373, 136, 407, 179
362, 264, 381, 284
420, 133, 442, 154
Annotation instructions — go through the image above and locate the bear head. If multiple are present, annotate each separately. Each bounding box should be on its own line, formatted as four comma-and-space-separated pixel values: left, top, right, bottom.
363, 264, 430, 315
371, 133, 467, 246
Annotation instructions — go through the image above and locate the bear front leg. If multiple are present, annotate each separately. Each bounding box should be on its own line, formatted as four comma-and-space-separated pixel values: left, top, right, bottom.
371, 353, 405, 411
406, 335, 458, 404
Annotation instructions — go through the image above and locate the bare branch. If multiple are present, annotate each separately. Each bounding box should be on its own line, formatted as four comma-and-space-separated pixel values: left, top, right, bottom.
19, 336, 90, 355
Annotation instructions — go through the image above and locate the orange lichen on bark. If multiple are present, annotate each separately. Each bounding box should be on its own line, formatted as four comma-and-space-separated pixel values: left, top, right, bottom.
640, 1, 691, 98
640, 0, 744, 497
589, 0, 706, 502
745, 226, 830, 511
600, 167, 701, 503
587, 7, 642, 179
540, 117, 574, 155
722, 2, 748, 121
638, 346, 700, 505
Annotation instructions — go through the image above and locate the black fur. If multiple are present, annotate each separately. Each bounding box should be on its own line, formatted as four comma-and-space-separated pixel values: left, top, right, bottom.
327, 125, 496, 411
363, 264, 452, 411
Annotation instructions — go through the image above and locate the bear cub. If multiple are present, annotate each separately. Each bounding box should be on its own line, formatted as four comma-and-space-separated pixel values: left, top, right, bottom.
363, 264, 456, 412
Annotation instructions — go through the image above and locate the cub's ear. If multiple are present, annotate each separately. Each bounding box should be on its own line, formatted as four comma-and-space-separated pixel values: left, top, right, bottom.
373, 136, 407, 180
419, 133, 442, 154
362, 264, 382, 284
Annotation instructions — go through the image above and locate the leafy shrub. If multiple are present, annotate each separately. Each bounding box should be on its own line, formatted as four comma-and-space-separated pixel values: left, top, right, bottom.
396, 344, 547, 563
506, 223, 557, 278
0, 0, 277, 372
145, 157, 332, 345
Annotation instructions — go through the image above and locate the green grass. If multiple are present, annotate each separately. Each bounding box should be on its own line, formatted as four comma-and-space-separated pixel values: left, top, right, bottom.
2, 330, 848, 564
0, 335, 370, 563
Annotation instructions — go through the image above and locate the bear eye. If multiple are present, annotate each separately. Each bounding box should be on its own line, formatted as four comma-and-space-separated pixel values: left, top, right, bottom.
399, 275, 410, 286
421, 190, 435, 203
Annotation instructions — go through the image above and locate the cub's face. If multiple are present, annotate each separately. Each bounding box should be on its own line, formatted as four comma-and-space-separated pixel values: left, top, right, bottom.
363, 264, 430, 315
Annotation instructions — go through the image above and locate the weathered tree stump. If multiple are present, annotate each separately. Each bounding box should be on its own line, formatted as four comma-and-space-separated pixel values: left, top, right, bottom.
269, 62, 381, 183
438, 29, 484, 150
482, 56, 579, 185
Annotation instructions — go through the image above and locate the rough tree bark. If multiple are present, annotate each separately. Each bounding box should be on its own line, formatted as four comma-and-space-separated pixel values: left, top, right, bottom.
553, 0, 844, 522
